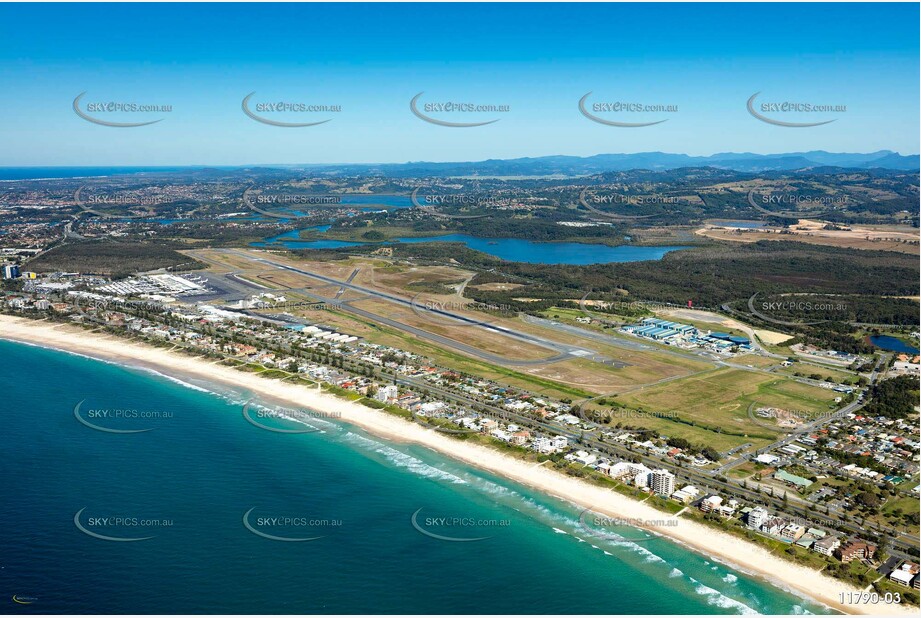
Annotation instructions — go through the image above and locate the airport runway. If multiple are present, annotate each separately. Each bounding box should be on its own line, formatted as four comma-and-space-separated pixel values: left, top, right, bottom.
212, 249, 621, 367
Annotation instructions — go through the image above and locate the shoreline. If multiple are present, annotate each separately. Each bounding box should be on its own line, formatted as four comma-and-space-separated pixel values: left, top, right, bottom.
0, 314, 912, 616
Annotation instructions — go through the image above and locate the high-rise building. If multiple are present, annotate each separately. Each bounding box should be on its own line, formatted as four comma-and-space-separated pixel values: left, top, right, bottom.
649, 469, 676, 496
2, 264, 21, 280
374, 384, 399, 403
747, 507, 768, 530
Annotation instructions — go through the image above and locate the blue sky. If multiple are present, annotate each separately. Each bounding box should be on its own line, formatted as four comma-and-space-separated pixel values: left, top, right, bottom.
0, 3, 918, 165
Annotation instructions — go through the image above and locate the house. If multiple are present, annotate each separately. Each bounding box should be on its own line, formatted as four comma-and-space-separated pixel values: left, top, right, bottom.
570, 450, 597, 466
812, 536, 840, 556
479, 419, 499, 431
509, 431, 530, 446
797, 527, 827, 548
760, 517, 786, 536
608, 461, 650, 480
780, 523, 806, 541
889, 564, 917, 587
700, 495, 723, 513
670, 485, 699, 504
532, 437, 556, 454
490, 429, 512, 442
795, 533, 818, 549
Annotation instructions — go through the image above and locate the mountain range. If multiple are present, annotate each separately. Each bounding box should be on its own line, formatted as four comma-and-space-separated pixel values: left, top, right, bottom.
295, 150, 920, 177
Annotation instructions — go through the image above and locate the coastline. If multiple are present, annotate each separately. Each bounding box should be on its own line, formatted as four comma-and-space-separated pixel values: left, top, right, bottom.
0, 314, 911, 616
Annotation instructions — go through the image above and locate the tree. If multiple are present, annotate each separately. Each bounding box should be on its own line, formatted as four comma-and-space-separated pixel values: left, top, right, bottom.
855, 491, 880, 509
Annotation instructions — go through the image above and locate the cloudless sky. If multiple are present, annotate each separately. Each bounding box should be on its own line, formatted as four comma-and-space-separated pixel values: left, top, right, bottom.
0, 2, 918, 165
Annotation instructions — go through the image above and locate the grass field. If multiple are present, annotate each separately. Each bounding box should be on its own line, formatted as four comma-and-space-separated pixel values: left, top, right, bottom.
733, 354, 781, 369
614, 367, 841, 442
291, 303, 596, 400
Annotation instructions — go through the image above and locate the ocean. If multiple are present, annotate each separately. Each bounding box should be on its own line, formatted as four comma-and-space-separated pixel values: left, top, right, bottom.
0, 167, 201, 181
0, 339, 833, 614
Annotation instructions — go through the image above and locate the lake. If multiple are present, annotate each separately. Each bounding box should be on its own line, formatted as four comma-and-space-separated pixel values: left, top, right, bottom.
868, 335, 920, 354
253, 231, 690, 265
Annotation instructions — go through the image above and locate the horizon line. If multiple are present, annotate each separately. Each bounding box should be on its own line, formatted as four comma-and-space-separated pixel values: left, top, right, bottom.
2, 149, 919, 169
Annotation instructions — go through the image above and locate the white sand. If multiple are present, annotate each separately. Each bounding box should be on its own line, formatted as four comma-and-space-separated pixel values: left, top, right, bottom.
1, 314, 913, 615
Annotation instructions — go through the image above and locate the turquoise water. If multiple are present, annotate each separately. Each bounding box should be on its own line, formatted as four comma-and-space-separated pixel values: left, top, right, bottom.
869, 335, 919, 354
252, 231, 690, 265
0, 339, 833, 614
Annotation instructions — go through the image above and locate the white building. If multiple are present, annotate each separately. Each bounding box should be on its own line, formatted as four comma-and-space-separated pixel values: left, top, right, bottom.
649, 469, 676, 496
608, 461, 651, 481
747, 507, 769, 530
889, 564, 917, 587
375, 384, 399, 403
700, 495, 723, 513
671, 485, 699, 504
570, 450, 597, 466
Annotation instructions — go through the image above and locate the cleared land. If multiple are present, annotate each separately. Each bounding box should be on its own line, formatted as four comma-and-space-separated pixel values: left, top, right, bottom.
613, 367, 842, 446
696, 220, 919, 255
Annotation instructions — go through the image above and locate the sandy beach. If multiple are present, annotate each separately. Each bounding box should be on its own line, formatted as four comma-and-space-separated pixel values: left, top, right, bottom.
0, 314, 912, 615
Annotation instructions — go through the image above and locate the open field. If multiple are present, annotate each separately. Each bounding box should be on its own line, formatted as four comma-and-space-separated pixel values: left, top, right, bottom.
696, 220, 919, 255
589, 403, 770, 452
616, 367, 842, 436
753, 329, 795, 345
733, 354, 781, 368
774, 362, 860, 384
